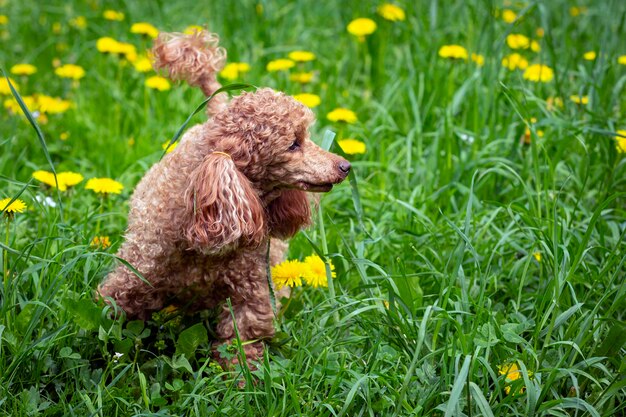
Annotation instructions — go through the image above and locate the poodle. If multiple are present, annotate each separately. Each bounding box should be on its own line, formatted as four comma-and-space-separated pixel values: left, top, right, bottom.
97, 30, 351, 366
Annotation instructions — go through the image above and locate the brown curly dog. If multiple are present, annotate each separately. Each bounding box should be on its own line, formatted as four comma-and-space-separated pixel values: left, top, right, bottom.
97, 30, 350, 366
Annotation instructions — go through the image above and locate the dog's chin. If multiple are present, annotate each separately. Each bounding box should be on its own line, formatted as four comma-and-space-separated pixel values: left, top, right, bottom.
295, 181, 334, 192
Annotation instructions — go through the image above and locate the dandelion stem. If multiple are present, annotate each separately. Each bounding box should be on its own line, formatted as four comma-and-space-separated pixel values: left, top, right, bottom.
95, 195, 105, 235
277, 290, 294, 319
3, 217, 9, 289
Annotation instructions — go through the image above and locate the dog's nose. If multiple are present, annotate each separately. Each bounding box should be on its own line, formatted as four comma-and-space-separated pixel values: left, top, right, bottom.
338, 160, 351, 174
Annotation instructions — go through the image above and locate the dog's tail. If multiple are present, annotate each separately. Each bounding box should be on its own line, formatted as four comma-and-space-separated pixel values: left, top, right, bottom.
152, 30, 227, 116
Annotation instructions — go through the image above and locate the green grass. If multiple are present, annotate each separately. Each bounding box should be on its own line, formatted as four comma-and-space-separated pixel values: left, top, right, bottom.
1, 0, 625, 415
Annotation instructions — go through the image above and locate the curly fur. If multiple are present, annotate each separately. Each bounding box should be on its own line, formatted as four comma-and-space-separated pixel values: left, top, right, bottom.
152, 30, 227, 115
267, 190, 312, 239
184, 153, 265, 252
98, 30, 351, 367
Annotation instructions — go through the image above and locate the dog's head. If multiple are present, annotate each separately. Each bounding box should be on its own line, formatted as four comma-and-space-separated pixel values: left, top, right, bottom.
184, 88, 351, 251
211, 88, 351, 192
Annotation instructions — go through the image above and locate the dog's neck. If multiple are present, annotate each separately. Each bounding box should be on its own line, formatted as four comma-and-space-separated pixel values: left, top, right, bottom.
258, 187, 284, 206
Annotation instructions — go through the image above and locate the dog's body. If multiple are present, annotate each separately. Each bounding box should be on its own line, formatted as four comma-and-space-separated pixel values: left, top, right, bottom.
98, 31, 350, 364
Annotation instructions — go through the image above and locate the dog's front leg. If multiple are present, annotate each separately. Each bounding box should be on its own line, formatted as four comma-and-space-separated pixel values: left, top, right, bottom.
214, 248, 275, 368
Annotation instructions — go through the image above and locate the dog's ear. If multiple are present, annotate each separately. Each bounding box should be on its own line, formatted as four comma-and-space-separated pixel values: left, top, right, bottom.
267, 189, 312, 239
184, 153, 265, 252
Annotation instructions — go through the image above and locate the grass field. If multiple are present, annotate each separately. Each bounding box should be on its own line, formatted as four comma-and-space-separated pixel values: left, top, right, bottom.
1, 0, 626, 415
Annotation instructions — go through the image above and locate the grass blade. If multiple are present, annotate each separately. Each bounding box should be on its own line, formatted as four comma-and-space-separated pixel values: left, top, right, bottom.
2, 71, 64, 217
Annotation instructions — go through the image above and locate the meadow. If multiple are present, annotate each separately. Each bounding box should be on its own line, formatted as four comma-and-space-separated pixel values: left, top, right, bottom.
1, 0, 626, 415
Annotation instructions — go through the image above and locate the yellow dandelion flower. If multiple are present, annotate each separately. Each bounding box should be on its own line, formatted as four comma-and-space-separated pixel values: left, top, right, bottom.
499, 363, 533, 395
1, 198, 27, 214
502, 9, 517, 23
96, 37, 119, 53
117, 42, 137, 62
85, 178, 124, 195
133, 55, 153, 73
570, 6, 587, 17
530, 40, 541, 52
91, 236, 111, 249
69, 16, 87, 29
96, 37, 137, 60
271, 259, 306, 290
290, 71, 314, 84
145, 76, 171, 91
347, 18, 377, 41
377, 4, 406, 22
522, 127, 544, 144
4, 95, 36, 114
583, 51, 596, 61
522, 118, 544, 144
288, 50, 316, 62
338, 138, 366, 155
183, 25, 204, 35
327, 108, 358, 124
0, 77, 18, 95
237, 62, 252, 73
103, 10, 125, 21
618, 55, 626, 65
506, 33, 531, 49
266, 59, 295, 72
33, 170, 66, 191
303, 255, 336, 288
502, 55, 525, 72
60, 132, 69, 141
37, 95, 72, 114
0, 15, 8, 25
162, 140, 178, 153
219, 64, 239, 81
615, 130, 626, 153
506, 34, 529, 49
501, 363, 533, 380
55, 64, 85, 80
471, 53, 485, 66
131, 22, 158, 39
570, 95, 588, 105
533, 252, 542, 262
438, 45, 468, 60
219, 62, 251, 80
57, 172, 84, 188
293, 93, 321, 108
523, 64, 554, 83
10, 64, 37, 76
536, 28, 545, 37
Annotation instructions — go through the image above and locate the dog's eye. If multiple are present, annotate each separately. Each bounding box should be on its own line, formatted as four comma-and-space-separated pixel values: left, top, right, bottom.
288, 141, 300, 151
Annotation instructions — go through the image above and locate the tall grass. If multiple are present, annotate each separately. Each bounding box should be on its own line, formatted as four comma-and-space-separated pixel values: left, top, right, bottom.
1, 0, 625, 415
